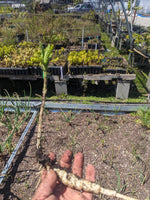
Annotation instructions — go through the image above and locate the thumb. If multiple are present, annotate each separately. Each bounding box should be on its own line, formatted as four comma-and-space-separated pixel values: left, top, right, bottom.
32, 170, 57, 200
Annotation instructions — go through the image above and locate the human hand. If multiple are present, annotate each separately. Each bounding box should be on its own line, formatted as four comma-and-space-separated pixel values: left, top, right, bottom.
32, 150, 96, 200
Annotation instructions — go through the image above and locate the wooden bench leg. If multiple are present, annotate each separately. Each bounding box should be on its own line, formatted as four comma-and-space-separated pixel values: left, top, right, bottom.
116, 80, 131, 99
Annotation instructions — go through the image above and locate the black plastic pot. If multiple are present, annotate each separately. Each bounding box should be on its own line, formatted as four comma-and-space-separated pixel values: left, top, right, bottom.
29, 67, 38, 75
36, 67, 42, 76
69, 66, 103, 75
54, 43, 67, 50
16, 33, 25, 43
97, 35, 101, 41
88, 43, 101, 50
104, 68, 127, 74
0, 67, 30, 75
78, 36, 94, 43
47, 65, 67, 76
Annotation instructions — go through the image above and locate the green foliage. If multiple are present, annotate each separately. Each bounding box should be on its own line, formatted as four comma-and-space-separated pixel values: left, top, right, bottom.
0, 5, 13, 14
0, 95, 31, 154
0, 27, 17, 46
127, 0, 134, 11
43, 34, 68, 45
61, 110, 76, 124
0, 41, 41, 67
68, 50, 104, 66
0, 43, 15, 60
88, 38, 99, 44
136, 107, 150, 128
127, 32, 150, 53
50, 48, 67, 66
73, 0, 83, 5
103, 57, 124, 70
127, 0, 131, 11
40, 43, 54, 72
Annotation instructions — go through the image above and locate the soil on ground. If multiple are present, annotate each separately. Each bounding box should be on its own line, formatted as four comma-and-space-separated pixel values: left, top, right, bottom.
0, 111, 150, 200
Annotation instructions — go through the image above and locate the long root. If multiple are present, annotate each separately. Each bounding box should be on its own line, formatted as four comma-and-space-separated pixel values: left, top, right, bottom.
37, 152, 138, 200
54, 168, 138, 200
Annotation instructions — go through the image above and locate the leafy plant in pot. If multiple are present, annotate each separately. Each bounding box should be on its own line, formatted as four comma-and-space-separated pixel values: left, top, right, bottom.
132, 32, 148, 55
47, 33, 68, 49
48, 47, 68, 76
0, 41, 41, 75
68, 50, 104, 75
103, 57, 127, 74
88, 38, 101, 49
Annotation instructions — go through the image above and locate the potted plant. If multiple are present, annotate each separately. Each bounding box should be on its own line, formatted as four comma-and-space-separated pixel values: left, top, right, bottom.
47, 34, 69, 49
48, 47, 68, 76
88, 38, 101, 50
68, 50, 104, 75
103, 57, 127, 74
132, 32, 149, 56
0, 41, 41, 75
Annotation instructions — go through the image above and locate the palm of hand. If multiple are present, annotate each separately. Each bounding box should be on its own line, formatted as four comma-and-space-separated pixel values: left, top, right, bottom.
32, 150, 95, 200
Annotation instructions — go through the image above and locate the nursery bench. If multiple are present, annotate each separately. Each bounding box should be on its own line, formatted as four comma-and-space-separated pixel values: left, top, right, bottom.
0, 73, 136, 99
61, 73, 136, 99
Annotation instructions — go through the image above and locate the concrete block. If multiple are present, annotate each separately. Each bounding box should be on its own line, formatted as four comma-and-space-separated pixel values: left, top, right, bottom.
55, 81, 67, 95
116, 80, 130, 99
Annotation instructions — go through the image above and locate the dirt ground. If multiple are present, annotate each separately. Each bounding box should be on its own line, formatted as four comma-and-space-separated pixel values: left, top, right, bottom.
0, 111, 150, 200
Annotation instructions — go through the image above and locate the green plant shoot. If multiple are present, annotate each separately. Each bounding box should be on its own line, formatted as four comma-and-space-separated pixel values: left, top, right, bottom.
36, 44, 54, 150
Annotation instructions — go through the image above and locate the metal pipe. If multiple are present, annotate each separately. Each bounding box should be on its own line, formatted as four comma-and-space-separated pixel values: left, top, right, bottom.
119, 0, 133, 50
109, 0, 120, 43
1, 100, 150, 113
0, 110, 38, 185
109, 0, 119, 31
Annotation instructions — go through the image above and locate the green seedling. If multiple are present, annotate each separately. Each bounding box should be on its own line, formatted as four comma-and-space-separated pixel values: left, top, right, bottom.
67, 130, 79, 154
139, 168, 146, 185
86, 118, 91, 125
124, 132, 127, 136
0, 110, 30, 155
61, 110, 76, 124
100, 138, 105, 147
16, 176, 21, 183
56, 126, 61, 131
136, 107, 150, 129
114, 167, 127, 193
96, 121, 111, 134
0, 92, 30, 155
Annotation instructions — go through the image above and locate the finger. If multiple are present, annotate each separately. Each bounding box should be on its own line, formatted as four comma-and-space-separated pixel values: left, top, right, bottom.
32, 170, 57, 200
83, 164, 96, 200
45, 194, 58, 200
60, 150, 73, 168
72, 152, 84, 177
61, 187, 88, 200
85, 164, 95, 182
